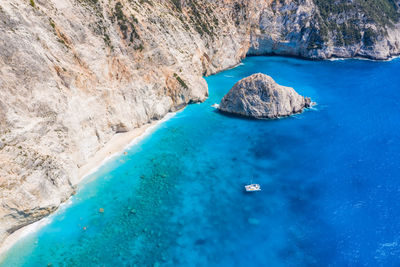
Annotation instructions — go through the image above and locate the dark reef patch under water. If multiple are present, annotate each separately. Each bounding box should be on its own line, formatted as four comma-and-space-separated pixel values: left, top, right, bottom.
2, 56, 400, 266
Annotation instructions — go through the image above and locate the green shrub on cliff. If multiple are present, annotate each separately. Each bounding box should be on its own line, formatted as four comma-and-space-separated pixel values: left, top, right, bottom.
357, 0, 398, 26
363, 27, 377, 46
173, 73, 188, 89
113, 2, 141, 47
341, 23, 362, 45
171, 0, 182, 11
314, 0, 398, 26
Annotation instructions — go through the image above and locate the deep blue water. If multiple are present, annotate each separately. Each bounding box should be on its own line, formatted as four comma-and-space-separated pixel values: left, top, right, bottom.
1, 56, 400, 266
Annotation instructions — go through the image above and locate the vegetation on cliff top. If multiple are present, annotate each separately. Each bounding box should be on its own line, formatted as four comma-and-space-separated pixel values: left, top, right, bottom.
312, 0, 399, 46
315, 0, 398, 27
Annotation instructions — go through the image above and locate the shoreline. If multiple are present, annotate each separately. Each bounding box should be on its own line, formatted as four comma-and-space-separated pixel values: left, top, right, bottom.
0, 112, 177, 261
246, 52, 400, 62
77, 112, 177, 184
327, 54, 400, 62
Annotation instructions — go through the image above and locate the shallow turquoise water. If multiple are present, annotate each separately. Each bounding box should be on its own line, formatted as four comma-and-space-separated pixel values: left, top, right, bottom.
2, 56, 400, 266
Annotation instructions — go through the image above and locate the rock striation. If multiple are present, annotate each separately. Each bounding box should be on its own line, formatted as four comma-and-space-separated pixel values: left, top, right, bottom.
219, 73, 312, 119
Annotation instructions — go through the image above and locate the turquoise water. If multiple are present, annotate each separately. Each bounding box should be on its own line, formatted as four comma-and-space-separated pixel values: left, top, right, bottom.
2, 56, 400, 266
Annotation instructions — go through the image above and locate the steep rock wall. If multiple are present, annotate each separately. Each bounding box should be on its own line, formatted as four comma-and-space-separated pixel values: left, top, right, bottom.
249, 0, 400, 59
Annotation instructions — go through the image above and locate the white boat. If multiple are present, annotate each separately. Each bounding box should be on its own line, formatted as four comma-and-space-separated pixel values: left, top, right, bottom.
211, 103, 219, 109
245, 184, 261, 192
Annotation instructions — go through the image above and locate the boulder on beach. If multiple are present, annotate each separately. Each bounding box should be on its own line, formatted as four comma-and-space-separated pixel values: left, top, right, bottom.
218, 73, 313, 119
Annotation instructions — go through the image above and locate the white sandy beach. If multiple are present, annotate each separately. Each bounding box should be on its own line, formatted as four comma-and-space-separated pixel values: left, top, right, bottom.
0, 112, 176, 261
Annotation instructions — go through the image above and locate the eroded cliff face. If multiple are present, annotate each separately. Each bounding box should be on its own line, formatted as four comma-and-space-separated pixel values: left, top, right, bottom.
0, 0, 399, 245
249, 0, 400, 59
0, 0, 253, 243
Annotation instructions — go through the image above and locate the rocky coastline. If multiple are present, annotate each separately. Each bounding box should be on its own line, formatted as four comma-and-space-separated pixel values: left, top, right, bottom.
1, 0, 399, 251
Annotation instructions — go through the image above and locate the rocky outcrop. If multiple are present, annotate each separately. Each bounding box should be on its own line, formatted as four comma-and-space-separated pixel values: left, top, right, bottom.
219, 73, 312, 119
0, 0, 399, 246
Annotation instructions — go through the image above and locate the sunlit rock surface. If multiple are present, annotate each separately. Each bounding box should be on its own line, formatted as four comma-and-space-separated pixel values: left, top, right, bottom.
219, 73, 312, 118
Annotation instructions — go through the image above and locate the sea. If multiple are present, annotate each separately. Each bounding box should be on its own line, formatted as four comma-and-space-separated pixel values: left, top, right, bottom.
1, 56, 400, 266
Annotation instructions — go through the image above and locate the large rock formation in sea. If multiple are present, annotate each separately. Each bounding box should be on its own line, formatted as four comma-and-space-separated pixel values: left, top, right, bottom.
0, 0, 399, 246
219, 73, 312, 119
